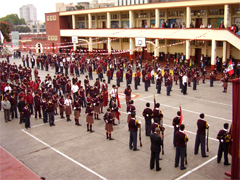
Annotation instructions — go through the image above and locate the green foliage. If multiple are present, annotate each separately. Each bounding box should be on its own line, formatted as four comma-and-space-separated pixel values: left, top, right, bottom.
0, 14, 26, 26
75, 5, 84, 10
0, 21, 11, 42
15, 26, 31, 32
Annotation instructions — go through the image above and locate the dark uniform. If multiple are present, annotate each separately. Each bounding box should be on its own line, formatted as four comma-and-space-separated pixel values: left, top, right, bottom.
150, 132, 163, 171
22, 106, 31, 129
194, 119, 209, 157
34, 95, 41, 118
172, 116, 180, 147
175, 130, 188, 170
128, 118, 141, 151
41, 100, 48, 123
217, 129, 231, 165
152, 108, 163, 126
156, 75, 162, 94
46, 101, 55, 126
166, 77, 171, 96
142, 107, 153, 136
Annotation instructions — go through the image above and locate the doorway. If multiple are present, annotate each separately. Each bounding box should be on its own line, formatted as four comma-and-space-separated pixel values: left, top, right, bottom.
103, 43, 107, 50
142, 20, 147, 28
102, 21, 106, 28
195, 48, 201, 64
195, 18, 202, 28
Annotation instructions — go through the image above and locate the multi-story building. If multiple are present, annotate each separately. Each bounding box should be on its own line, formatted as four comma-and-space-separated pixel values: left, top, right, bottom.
24, 0, 240, 70
19, 4, 37, 23
56, 3, 76, 12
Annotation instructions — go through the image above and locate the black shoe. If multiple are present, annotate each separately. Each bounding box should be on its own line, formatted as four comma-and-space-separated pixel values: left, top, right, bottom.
129, 147, 133, 150
175, 165, 178, 168
224, 163, 231, 166
87, 129, 90, 132
156, 168, 162, 171
52, 124, 55, 126
90, 130, 94, 133
109, 138, 114, 140
159, 158, 162, 160
217, 160, 220, 163
133, 149, 139, 151
19, 122, 22, 124
202, 155, 209, 158
180, 167, 187, 170
113, 123, 118, 126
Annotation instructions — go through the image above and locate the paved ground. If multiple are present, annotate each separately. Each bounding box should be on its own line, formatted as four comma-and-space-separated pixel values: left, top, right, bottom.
0, 54, 232, 180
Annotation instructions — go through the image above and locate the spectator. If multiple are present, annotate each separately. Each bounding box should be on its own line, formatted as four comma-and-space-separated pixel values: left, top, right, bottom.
162, 22, 166, 28
2, 96, 11, 122
200, 24, 205, 28
182, 22, 186, 28
230, 24, 236, 32
178, 22, 182, 28
238, 30, 240, 36
151, 24, 155, 28
207, 23, 212, 28
190, 22, 194, 28
219, 21, 225, 29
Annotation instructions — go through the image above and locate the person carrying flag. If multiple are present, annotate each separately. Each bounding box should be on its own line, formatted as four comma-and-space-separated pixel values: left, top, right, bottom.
172, 111, 181, 147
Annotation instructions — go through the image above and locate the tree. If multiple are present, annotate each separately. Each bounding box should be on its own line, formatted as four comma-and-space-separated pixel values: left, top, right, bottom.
15, 26, 31, 33
0, 21, 11, 42
75, 5, 84, 10
0, 14, 26, 26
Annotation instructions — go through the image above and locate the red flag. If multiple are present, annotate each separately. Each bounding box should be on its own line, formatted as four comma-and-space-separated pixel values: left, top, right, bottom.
227, 59, 234, 76
180, 106, 183, 125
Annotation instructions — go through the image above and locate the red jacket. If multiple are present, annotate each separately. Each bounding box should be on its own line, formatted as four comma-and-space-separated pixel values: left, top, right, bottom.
26, 94, 33, 104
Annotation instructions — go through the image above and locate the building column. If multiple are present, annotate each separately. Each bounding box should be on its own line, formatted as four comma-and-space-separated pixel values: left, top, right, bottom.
107, 12, 110, 28
108, 38, 111, 55
72, 15, 76, 29
186, 40, 190, 61
222, 41, 227, 63
129, 38, 135, 59
211, 39, 216, 70
89, 37, 93, 56
224, 4, 229, 28
154, 39, 159, 57
155, 9, 159, 28
186, 7, 191, 28
88, 14, 92, 29
129, 10, 135, 28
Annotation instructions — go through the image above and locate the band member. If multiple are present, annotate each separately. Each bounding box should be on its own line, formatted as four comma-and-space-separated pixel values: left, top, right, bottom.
58, 95, 65, 118
18, 96, 26, 124
124, 85, 132, 107
93, 94, 101, 120
85, 102, 94, 132
41, 97, 48, 123
128, 112, 141, 151
166, 75, 171, 96
52, 92, 58, 115
153, 103, 163, 126
127, 100, 136, 124
175, 124, 188, 170
217, 123, 231, 165
110, 97, 118, 126
156, 73, 162, 94
64, 95, 72, 122
22, 103, 31, 129
73, 98, 82, 126
221, 74, 228, 93
99, 91, 104, 114
34, 92, 41, 119
202, 67, 207, 84
150, 127, 163, 171
172, 111, 181, 147
193, 73, 197, 90
142, 102, 153, 136
194, 113, 209, 157
104, 108, 114, 140
210, 70, 215, 87
46, 97, 55, 126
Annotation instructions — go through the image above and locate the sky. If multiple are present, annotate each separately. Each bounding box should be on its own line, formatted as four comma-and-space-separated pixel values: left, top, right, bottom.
0, 0, 89, 22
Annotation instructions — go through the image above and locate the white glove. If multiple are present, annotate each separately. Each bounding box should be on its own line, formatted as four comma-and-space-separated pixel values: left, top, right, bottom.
176, 125, 178, 128
74, 107, 76, 110
93, 103, 96, 106
146, 114, 149, 117
221, 139, 224, 143
106, 121, 108, 123
139, 121, 141, 124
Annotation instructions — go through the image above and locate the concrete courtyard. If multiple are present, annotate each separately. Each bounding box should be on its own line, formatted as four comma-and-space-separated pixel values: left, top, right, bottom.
0, 55, 232, 180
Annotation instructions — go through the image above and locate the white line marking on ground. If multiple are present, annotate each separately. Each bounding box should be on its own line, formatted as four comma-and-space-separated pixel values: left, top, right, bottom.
138, 99, 232, 122
170, 93, 231, 107
21, 129, 107, 180
29, 119, 64, 129
119, 111, 218, 142
174, 155, 217, 180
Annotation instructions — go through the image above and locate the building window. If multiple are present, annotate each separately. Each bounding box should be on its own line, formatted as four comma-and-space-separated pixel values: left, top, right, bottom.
159, 12, 165, 17
48, 36, 51, 40
112, 39, 119, 42
111, 14, 119, 19
209, 9, 224, 15
123, 38, 129, 42
53, 15, 56, 20
92, 16, 95, 20
233, 8, 240, 15
159, 39, 165, 44
137, 13, 149, 18
98, 15, 107, 20
169, 11, 184, 17
122, 14, 129, 19
151, 12, 155, 18
78, 17, 85, 21
47, 16, 49, 21
50, 16, 53, 21
54, 36, 58, 41
191, 10, 206, 16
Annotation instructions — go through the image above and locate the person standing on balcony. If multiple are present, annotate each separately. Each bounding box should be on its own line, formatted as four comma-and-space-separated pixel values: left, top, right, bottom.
219, 21, 225, 29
